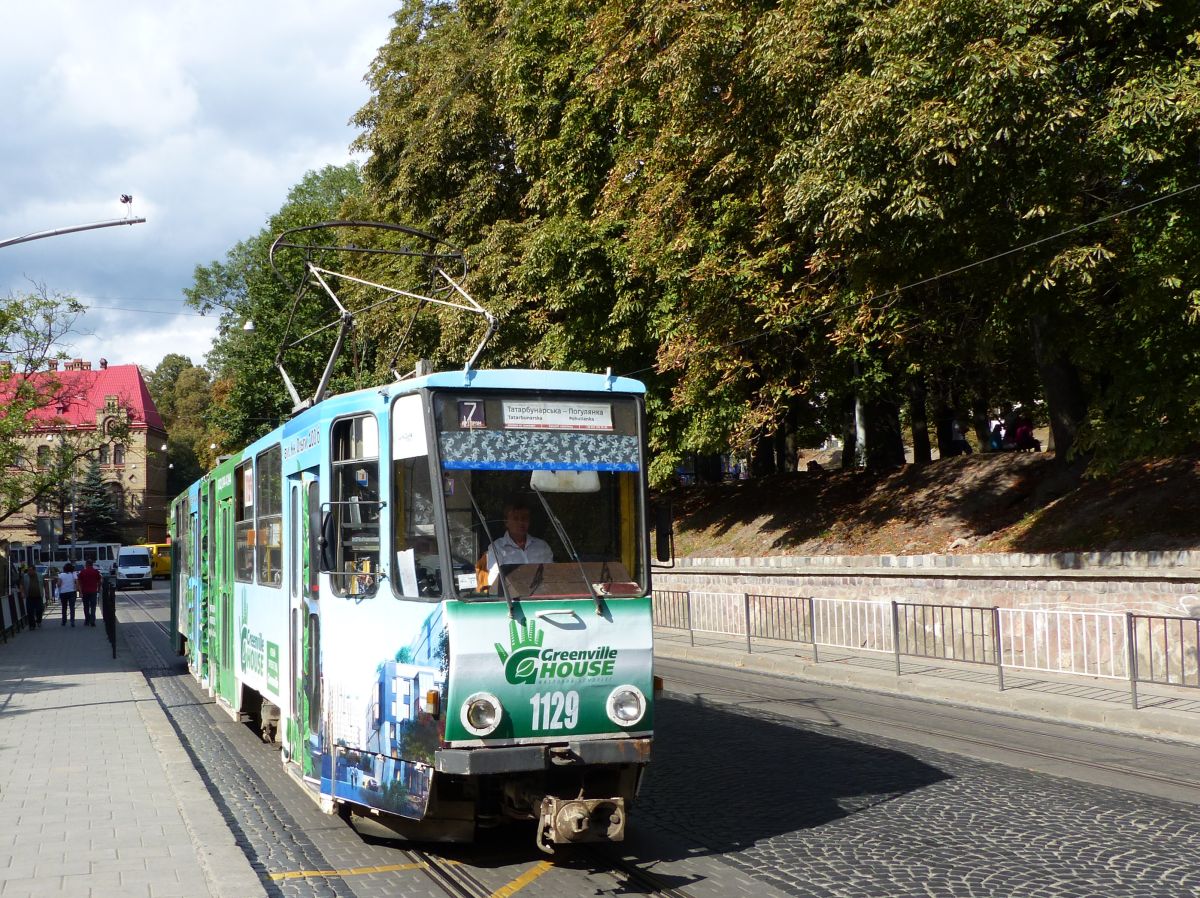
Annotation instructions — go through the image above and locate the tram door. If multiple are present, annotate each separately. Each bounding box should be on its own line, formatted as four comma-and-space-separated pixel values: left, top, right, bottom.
216, 498, 236, 704
289, 471, 322, 782
201, 482, 213, 685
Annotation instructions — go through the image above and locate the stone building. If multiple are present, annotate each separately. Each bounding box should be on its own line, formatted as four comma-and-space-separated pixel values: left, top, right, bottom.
0, 358, 169, 546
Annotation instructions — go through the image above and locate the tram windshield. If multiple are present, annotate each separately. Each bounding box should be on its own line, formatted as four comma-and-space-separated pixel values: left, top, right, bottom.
426, 391, 647, 601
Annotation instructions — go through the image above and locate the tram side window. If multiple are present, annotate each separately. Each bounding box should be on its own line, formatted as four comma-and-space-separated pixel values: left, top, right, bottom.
234, 461, 254, 582
392, 456, 442, 598
182, 504, 193, 575
307, 481, 320, 597
331, 415, 380, 598
256, 445, 283, 587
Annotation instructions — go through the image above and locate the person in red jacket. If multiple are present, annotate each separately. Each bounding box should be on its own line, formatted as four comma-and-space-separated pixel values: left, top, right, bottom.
77, 559, 103, 628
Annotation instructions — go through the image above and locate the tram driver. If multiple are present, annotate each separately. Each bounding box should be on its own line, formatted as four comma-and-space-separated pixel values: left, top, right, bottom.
476, 495, 553, 591
490, 496, 553, 565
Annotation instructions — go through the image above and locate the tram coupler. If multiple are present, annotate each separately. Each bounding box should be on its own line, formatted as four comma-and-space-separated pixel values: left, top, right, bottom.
535, 796, 625, 854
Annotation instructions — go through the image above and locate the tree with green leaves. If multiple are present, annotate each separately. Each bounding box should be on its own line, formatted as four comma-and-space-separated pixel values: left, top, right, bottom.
760, 0, 1200, 464
145, 354, 212, 493
189, 0, 1199, 483
186, 164, 365, 454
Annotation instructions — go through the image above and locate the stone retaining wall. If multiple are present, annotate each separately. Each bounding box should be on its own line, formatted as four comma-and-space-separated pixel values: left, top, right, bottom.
652, 551, 1200, 618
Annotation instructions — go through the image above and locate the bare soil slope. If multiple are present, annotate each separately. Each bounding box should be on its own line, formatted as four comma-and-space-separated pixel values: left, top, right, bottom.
663, 452, 1200, 558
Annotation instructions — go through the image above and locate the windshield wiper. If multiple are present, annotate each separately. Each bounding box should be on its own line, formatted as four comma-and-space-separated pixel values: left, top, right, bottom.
457, 480, 517, 618
530, 485, 605, 616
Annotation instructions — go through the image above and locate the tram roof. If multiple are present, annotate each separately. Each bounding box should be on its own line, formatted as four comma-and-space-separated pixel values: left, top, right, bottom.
305, 368, 645, 411
410, 368, 645, 394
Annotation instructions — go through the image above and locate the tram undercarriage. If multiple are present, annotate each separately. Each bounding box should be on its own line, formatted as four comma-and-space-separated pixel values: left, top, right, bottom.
334, 738, 650, 852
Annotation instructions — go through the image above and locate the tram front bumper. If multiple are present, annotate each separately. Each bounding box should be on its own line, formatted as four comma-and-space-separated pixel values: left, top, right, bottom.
434, 737, 651, 775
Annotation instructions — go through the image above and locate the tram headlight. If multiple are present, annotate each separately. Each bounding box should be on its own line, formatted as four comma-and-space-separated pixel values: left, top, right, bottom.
606, 685, 646, 727
460, 692, 502, 737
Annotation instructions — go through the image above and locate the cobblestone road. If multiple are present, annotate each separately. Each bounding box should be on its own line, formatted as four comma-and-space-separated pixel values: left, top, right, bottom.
636, 691, 1200, 898
123, 594, 1199, 898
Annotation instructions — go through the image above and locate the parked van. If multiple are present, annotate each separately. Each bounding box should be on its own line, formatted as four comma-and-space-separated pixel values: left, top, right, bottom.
144, 542, 172, 579
116, 546, 153, 590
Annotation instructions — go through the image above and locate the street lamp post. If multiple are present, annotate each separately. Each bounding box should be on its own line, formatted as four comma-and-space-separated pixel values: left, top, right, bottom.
0, 201, 145, 250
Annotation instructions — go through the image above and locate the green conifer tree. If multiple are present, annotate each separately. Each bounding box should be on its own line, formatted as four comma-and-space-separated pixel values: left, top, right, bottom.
74, 456, 122, 543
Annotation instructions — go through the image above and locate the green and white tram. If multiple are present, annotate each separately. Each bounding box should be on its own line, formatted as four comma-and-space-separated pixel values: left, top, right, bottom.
170, 366, 658, 849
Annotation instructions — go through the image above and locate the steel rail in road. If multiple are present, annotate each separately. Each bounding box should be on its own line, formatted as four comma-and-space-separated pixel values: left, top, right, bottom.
656, 661, 1200, 798
582, 847, 702, 898
118, 587, 169, 637
117, 588, 703, 898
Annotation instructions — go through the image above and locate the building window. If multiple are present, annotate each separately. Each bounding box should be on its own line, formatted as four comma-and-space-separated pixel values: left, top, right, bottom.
106, 482, 124, 516
99, 444, 110, 465
37, 445, 50, 469
113, 444, 126, 466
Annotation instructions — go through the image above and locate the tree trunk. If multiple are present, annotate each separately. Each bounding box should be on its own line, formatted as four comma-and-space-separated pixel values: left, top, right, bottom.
971, 403, 991, 450
933, 402, 954, 458
863, 396, 906, 470
1031, 314, 1088, 461
840, 395, 858, 470
781, 407, 798, 473
854, 394, 868, 467
750, 436, 776, 477
908, 375, 932, 465
695, 453, 724, 483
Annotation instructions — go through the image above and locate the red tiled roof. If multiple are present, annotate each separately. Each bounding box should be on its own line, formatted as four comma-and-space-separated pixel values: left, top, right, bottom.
7, 363, 165, 432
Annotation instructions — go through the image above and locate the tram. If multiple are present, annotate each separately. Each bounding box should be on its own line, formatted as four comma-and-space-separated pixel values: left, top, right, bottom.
168, 223, 660, 851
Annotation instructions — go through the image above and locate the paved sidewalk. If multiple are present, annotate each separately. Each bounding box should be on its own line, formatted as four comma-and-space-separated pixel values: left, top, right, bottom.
0, 612, 265, 898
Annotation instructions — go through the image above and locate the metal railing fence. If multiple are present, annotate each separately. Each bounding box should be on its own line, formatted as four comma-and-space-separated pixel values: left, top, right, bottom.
1000, 607, 1127, 680
746, 594, 816, 658
652, 589, 1200, 709
1129, 612, 1200, 709
650, 590, 692, 643
894, 602, 1003, 687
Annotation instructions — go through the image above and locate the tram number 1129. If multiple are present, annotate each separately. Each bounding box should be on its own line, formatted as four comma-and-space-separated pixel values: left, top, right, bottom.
530, 691, 580, 731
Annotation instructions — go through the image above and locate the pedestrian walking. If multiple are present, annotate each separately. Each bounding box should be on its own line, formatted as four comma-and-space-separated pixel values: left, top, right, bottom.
58, 563, 79, 627
22, 565, 45, 628
77, 559, 102, 627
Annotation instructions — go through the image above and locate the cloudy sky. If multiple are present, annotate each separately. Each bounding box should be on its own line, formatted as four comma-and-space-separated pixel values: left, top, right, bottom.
0, 2, 396, 372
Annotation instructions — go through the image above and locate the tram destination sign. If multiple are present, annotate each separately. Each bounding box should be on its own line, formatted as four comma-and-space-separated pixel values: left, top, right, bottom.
502, 400, 613, 431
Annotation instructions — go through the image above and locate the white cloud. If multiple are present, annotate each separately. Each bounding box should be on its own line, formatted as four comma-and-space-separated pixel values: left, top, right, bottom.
0, 0, 395, 372
68, 308, 219, 372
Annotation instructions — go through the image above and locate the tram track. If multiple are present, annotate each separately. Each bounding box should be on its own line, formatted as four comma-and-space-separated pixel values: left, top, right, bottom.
407, 849, 494, 898
120, 587, 169, 637
665, 660, 1199, 768
657, 660, 1200, 797
116, 588, 705, 898
582, 847, 702, 898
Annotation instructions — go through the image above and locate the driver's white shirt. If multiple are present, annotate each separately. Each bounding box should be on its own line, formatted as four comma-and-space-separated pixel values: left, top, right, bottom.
489, 531, 553, 566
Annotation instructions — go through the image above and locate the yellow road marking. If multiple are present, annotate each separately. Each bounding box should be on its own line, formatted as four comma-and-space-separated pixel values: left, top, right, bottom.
489, 861, 553, 898
269, 861, 427, 881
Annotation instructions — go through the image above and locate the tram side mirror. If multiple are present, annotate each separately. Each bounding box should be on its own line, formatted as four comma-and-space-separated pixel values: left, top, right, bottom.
319, 510, 337, 573
654, 502, 673, 563
530, 469, 600, 493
